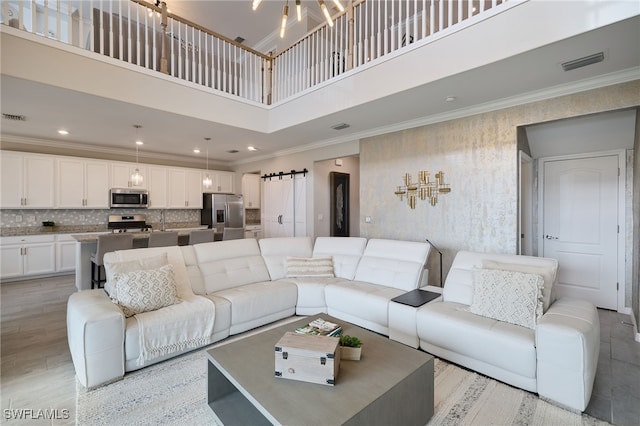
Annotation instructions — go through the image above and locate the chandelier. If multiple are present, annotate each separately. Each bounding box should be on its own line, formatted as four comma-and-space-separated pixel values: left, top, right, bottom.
252, 0, 345, 38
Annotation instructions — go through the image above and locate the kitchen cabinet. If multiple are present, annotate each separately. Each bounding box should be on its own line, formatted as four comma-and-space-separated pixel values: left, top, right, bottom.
147, 166, 168, 209
55, 234, 76, 272
168, 168, 203, 208
0, 235, 56, 279
244, 226, 262, 239
1, 152, 55, 208
111, 162, 148, 189
56, 158, 109, 208
242, 173, 261, 208
210, 171, 234, 193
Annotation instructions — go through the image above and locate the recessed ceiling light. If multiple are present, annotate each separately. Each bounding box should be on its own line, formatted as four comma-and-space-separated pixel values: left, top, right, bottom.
247, 146, 257, 151
193, 149, 201, 154
58, 129, 69, 135
135, 140, 144, 145
445, 96, 456, 102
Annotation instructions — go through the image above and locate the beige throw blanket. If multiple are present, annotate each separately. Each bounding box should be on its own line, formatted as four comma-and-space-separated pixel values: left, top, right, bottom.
135, 294, 215, 365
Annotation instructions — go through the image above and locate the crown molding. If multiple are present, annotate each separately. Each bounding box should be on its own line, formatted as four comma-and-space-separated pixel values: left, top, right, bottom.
231, 68, 640, 166
0, 134, 230, 170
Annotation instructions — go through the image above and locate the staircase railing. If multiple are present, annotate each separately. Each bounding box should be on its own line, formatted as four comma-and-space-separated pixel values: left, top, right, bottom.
1, 0, 508, 106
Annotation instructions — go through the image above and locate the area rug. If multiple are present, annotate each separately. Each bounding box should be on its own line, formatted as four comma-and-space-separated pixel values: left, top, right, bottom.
77, 319, 608, 426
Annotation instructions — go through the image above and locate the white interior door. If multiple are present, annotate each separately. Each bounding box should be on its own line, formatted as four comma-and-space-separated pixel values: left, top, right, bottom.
263, 176, 294, 238
540, 153, 621, 310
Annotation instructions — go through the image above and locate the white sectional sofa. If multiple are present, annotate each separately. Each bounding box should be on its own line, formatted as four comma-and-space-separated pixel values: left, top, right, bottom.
66, 239, 599, 412
67, 236, 430, 388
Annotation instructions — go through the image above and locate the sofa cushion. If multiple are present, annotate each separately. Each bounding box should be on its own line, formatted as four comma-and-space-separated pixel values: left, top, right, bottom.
353, 239, 430, 291
214, 280, 298, 334
286, 256, 335, 278
312, 237, 367, 280
417, 301, 537, 380
194, 239, 271, 294
325, 280, 405, 335
259, 237, 313, 280
469, 269, 544, 329
111, 264, 181, 317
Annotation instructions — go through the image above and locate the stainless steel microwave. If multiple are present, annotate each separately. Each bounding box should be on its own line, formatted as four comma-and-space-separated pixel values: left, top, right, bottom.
110, 188, 148, 208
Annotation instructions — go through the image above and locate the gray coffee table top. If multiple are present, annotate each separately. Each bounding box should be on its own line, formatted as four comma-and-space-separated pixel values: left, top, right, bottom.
207, 314, 434, 425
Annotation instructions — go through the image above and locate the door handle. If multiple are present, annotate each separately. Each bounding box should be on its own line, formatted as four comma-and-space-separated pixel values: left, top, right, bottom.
544, 235, 558, 240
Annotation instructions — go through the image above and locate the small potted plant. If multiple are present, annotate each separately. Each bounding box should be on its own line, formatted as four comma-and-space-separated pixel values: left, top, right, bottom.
339, 335, 362, 361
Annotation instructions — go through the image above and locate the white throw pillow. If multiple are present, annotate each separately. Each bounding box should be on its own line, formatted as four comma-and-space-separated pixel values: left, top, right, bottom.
481, 260, 556, 312
104, 253, 169, 299
469, 268, 544, 330
286, 256, 335, 278
111, 264, 181, 317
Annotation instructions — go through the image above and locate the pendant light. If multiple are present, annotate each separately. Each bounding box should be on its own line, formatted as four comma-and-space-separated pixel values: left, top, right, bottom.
280, 1, 289, 38
202, 137, 213, 189
131, 125, 144, 187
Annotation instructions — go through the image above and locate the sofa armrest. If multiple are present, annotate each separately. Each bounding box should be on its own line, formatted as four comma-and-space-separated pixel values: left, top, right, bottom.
535, 298, 600, 411
67, 290, 125, 388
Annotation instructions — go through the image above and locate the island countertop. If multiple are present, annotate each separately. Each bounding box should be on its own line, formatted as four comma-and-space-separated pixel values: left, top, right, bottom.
70, 227, 209, 243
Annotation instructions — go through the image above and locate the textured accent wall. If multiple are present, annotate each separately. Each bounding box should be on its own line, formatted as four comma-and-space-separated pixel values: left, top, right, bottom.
360, 80, 640, 287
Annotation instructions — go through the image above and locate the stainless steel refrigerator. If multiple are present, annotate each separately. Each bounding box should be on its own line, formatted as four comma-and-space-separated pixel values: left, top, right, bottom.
201, 193, 244, 241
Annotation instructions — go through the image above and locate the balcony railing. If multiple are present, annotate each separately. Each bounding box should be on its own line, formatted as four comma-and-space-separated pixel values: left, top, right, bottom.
1, 0, 509, 105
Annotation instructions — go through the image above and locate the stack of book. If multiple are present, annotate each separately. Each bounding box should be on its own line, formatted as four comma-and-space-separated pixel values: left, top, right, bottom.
295, 318, 342, 337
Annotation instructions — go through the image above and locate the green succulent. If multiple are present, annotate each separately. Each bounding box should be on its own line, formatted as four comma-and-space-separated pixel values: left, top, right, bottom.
339, 335, 362, 348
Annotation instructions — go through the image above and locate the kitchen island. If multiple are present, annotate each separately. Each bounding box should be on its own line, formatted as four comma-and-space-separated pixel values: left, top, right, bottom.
71, 227, 210, 291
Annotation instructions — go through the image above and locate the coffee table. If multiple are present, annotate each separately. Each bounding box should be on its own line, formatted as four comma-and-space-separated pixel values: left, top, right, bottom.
206, 314, 434, 425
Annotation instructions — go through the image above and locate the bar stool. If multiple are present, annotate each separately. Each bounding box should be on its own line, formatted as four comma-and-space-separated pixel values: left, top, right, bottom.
148, 231, 179, 247
189, 229, 215, 245
90, 234, 134, 289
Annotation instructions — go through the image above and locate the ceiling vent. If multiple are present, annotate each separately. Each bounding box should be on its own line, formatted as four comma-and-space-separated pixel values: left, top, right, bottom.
234, 36, 245, 44
227, 149, 239, 154
331, 123, 350, 130
2, 113, 26, 121
561, 52, 604, 72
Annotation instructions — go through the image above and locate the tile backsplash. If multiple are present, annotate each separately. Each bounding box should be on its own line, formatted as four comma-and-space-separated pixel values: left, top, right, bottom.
0, 209, 200, 235
245, 208, 261, 225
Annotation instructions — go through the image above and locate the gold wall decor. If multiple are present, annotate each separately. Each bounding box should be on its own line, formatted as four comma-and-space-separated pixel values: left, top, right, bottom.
394, 171, 451, 208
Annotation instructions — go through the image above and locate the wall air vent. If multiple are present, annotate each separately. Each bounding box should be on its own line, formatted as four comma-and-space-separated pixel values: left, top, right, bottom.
2, 113, 26, 121
331, 123, 350, 130
561, 52, 604, 72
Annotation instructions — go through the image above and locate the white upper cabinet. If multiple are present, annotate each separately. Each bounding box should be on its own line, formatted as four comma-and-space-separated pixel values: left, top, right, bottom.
110, 162, 148, 189
168, 168, 203, 209
1, 152, 55, 208
57, 158, 109, 208
147, 166, 168, 209
207, 171, 234, 193
242, 173, 261, 208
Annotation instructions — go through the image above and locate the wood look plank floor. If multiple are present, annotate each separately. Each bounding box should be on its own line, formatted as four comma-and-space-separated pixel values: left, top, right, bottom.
1, 275, 639, 425
1, 275, 77, 425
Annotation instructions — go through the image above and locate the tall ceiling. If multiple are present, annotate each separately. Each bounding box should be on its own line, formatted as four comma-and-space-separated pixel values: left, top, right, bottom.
1, 1, 638, 167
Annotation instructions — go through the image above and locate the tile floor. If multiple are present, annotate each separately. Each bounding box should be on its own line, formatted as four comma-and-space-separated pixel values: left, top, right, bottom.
1, 275, 639, 425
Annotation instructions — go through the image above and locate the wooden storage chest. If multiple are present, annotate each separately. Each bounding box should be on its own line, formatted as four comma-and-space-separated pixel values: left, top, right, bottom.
274, 332, 340, 386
